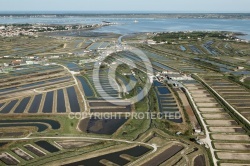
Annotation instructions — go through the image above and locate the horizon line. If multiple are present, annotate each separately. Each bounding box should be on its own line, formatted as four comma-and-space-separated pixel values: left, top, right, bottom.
0, 10, 250, 14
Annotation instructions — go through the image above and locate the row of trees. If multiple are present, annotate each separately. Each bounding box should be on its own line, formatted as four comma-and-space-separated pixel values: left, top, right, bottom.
153, 32, 228, 43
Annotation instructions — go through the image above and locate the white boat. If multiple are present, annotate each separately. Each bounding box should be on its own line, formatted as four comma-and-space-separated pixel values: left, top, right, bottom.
134, 20, 138, 23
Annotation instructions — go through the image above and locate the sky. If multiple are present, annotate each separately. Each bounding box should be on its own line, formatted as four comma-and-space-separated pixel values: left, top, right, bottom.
0, 0, 249, 13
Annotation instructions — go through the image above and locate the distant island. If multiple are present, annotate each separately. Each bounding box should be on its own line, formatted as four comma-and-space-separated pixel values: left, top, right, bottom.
0, 13, 250, 19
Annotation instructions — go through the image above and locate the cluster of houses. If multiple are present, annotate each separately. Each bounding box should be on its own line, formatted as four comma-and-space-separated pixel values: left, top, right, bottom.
156, 71, 193, 83
0, 24, 88, 37
0, 26, 35, 37
0, 56, 45, 73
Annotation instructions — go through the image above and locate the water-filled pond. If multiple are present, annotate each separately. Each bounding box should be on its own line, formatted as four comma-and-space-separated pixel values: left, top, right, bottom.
0, 142, 8, 147
67, 87, 80, 112
14, 97, 31, 113
153, 81, 183, 123
153, 62, 174, 71
0, 100, 18, 114
67, 63, 81, 72
79, 117, 128, 135
64, 146, 151, 166
0, 119, 60, 130
76, 76, 94, 97
0, 123, 48, 132
42, 91, 54, 113
0, 103, 5, 108
35, 141, 60, 153
157, 87, 171, 94
180, 45, 186, 51
48, 76, 70, 83
24, 144, 46, 157
28, 94, 42, 113
0, 87, 17, 93
142, 145, 183, 166
57, 89, 66, 113
21, 81, 45, 88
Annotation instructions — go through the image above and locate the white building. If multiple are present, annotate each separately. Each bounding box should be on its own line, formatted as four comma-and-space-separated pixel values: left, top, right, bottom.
26, 61, 35, 65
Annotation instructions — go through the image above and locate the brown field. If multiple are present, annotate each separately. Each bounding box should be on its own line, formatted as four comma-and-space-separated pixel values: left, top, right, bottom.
209, 127, 245, 133
193, 155, 206, 166
24, 144, 46, 157
185, 86, 202, 90
214, 143, 250, 151
238, 109, 250, 113
211, 134, 250, 141
205, 120, 237, 126
225, 96, 250, 100
220, 91, 249, 95
199, 108, 224, 112
0, 152, 19, 165
12, 148, 33, 161
196, 103, 219, 107
56, 140, 96, 149
141, 145, 184, 166
212, 86, 240, 89
227, 99, 250, 102
193, 98, 216, 103
185, 84, 197, 87
202, 114, 231, 119
189, 90, 208, 94
216, 152, 250, 161
191, 94, 210, 98
218, 90, 248, 93
220, 163, 250, 166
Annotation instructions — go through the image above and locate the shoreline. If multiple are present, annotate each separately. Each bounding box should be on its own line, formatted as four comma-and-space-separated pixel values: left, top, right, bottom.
1, 21, 250, 42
